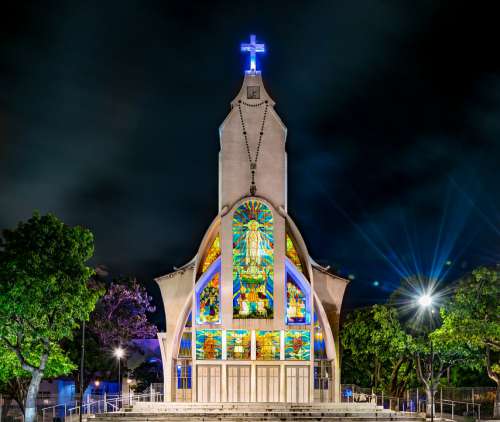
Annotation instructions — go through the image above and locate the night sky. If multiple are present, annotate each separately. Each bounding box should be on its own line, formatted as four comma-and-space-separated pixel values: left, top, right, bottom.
1, 1, 499, 329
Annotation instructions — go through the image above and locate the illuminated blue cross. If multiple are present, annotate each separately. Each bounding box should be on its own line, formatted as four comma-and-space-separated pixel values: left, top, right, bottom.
241, 34, 265, 72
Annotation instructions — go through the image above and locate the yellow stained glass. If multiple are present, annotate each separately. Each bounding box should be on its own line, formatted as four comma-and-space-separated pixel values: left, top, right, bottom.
255, 330, 280, 360
201, 234, 221, 273
286, 234, 302, 272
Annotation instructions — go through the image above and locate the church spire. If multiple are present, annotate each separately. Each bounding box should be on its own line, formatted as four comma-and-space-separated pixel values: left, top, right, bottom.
241, 34, 265, 73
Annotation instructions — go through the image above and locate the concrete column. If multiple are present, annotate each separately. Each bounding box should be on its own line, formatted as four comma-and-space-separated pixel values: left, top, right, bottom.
250, 363, 257, 402
221, 364, 227, 402
280, 364, 286, 403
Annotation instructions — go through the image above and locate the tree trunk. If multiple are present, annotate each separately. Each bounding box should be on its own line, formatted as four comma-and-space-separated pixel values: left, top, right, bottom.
24, 369, 43, 422
425, 386, 435, 418
494, 382, 500, 419
485, 347, 500, 418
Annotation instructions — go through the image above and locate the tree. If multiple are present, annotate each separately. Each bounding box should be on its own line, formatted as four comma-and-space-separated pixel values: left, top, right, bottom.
65, 277, 157, 389
415, 327, 479, 417
88, 278, 157, 347
341, 305, 415, 396
436, 267, 500, 417
0, 213, 102, 422
130, 359, 162, 393
0, 344, 75, 416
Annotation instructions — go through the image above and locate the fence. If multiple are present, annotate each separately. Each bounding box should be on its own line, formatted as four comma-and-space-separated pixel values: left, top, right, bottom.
39, 391, 163, 422
340, 384, 490, 420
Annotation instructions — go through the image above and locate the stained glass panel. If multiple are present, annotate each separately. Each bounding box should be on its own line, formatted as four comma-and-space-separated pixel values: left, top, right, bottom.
233, 200, 274, 319
255, 330, 280, 360
286, 276, 307, 324
286, 234, 303, 272
314, 313, 327, 360
197, 272, 220, 323
226, 330, 251, 360
185, 312, 192, 328
178, 332, 192, 358
195, 329, 222, 360
201, 234, 221, 273
285, 330, 310, 361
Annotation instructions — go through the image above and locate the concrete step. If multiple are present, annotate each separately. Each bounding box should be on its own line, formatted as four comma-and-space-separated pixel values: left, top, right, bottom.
90, 411, 425, 422
92, 418, 424, 422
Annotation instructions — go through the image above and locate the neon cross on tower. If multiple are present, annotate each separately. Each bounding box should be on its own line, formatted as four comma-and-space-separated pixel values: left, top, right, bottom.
241, 34, 265, 72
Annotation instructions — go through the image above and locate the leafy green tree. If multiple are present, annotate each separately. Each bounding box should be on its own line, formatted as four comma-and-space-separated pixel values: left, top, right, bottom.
0, 344, 75, 415
415, 327, 480, 417
341, 305, 415, 396
436, 267, 500, 417
0, 213, 102, 422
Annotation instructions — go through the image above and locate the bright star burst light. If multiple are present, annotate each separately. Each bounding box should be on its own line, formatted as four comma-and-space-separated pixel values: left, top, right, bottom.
113, 346, 125, 359
418, 293, 433, 308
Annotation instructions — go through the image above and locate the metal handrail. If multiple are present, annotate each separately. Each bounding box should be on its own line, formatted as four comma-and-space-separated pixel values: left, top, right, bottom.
39, 391, 163, 422
340, 386, 483, 421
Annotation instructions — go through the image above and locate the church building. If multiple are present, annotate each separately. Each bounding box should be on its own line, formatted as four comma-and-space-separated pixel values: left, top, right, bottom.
156, 35, 348, 404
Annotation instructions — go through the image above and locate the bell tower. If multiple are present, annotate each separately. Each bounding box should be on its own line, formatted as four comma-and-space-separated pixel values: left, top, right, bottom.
218, 35, 287, 212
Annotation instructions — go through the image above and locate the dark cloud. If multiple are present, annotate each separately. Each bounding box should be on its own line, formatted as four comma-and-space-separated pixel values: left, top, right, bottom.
1, 0, 499, 328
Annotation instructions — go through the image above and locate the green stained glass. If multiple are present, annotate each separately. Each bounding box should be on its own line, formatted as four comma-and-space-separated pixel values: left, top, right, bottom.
255, 330, 280, 360
286, 275, 307, 324
198, 272, 220, 323
226, 330, 251, 360
286, 234, 303, 272
285, 330, 310, 361
232, 200, 274, 319
195, 329, 222, 360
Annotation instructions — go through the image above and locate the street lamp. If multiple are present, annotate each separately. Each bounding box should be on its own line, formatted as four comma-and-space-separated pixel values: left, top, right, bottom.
114, 347, 125, 396
418, 292, 434, 422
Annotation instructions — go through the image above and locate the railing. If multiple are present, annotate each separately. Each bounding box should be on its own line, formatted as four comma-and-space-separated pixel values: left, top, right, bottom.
340, 384, 484, 420
39, 391, 163, 422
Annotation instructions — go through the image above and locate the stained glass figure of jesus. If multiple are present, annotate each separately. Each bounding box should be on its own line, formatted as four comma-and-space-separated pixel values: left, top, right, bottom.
232, 200, 274, 319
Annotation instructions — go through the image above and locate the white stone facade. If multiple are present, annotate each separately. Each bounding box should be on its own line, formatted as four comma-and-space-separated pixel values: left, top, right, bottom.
156, 71, 347, 403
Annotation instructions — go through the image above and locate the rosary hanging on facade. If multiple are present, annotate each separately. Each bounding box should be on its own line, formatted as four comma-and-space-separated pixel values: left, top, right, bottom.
237, 99, 269, 196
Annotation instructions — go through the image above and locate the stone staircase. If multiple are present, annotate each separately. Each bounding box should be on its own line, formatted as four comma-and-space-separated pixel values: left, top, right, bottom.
90, 402, 426, 421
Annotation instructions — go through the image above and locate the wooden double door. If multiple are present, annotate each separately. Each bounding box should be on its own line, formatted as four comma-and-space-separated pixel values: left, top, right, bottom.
286, 366, 309, 403
227, 365, 251, 402
197, 365, 221, 402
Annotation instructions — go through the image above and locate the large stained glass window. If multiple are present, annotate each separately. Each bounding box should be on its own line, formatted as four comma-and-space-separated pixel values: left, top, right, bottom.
195, 329, 222, 360
286, 234, 303, 273
285, 330, 310, 361
197, 272, 220, 323
201, 234, 221, 274
286, 275, 307, 324
226, 330, 251, 360
233, 200, 274, 319
255, 330, 280, 360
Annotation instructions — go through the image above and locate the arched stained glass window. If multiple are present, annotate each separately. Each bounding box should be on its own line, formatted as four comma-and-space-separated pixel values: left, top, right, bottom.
286, 276, 307, 324
232, 200, 274, 319
200, 234, 221, 274
197, 272, 220, 323
286, 234, 303, 273
285, 259, 310, 325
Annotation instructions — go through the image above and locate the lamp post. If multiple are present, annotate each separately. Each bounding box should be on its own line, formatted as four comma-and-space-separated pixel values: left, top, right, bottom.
114, 347, 125, 397
418, 293, 434, 422
79, 321, 85, 422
